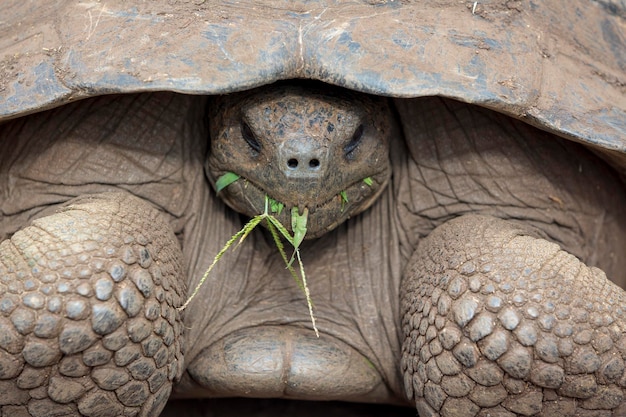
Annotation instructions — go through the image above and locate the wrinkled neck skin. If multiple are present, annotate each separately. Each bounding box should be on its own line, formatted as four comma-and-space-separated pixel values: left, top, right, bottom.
178, 84, 407, 404
178, 180, 406, 403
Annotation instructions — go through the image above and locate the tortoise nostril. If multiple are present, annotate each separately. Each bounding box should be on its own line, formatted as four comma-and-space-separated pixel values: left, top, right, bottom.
286, 157, 321, 172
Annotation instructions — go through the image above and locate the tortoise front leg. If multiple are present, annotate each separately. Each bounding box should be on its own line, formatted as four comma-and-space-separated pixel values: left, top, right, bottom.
401, 215, 626, 417
0, 192, 185, 417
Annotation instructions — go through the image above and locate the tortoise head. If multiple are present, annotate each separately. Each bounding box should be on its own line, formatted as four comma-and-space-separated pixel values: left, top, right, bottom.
206, 82, 392, 239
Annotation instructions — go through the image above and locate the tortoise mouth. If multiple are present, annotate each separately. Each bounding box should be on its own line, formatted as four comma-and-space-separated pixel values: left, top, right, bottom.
214, 170, 389, 239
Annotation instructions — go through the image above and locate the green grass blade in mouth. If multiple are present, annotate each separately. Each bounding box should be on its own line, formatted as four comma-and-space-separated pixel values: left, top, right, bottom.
182, 194, 318, 336
267, 215, 317, 336
267, 214, 294, 246
235, 214, 265, 247
296, 249, 318, 337
215, 172, 240, 193
266, 218, 303, 291
179, 213, 264, 311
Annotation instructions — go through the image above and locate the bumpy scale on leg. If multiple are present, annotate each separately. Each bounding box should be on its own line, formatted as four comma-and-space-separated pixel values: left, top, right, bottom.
0, 193, 185, 417
401, 215, 626, 417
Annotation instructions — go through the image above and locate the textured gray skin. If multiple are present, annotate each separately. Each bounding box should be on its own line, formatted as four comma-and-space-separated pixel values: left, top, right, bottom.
0, 193, 186, 416
0, 86, 626, 417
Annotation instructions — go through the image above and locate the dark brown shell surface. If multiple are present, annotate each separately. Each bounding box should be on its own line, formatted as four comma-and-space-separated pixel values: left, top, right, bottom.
0, 0, 624, 154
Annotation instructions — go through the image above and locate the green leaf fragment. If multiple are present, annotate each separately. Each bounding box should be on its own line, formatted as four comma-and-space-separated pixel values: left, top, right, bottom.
363, 177, 373, 186
268, 197, 284, 215
215, 172, 240, 193
363, 357, 376, 370
291, 206, 308, 252
340, 190, 348, 212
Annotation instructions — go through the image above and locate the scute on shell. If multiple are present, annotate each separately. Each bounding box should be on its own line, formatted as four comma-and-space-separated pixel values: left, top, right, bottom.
0, 0, 623, 156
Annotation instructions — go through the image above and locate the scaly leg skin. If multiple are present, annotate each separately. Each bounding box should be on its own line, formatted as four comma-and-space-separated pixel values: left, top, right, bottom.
0, 192, 185, 417
401, 215, 626, 417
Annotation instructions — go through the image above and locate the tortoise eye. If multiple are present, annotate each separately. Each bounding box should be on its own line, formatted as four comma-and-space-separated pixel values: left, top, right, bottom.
344, 124, 364, 155
241, 122, 261, 153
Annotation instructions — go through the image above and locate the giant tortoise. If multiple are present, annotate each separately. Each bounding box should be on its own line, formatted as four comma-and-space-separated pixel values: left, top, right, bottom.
1, 1, 625, 416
